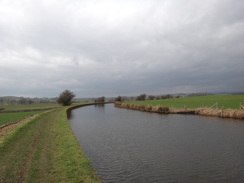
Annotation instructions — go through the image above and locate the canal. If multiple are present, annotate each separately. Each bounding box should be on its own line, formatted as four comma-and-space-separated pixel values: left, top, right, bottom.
69, 104, 244, 183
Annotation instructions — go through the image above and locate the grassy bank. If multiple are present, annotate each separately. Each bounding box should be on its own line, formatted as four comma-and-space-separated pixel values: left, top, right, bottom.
127, 95, 244, 109
116, 95, 244, 119
0, 104, 100, 183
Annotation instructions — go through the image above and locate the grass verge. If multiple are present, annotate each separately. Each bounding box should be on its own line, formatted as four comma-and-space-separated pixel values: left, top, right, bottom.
0, 105, 100, 183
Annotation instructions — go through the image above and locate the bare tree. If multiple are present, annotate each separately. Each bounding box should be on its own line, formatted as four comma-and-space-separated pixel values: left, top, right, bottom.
95, 96, 105, 103
115, 96, 123, 102
147, 95, 156, 100
136, 94, 147, 101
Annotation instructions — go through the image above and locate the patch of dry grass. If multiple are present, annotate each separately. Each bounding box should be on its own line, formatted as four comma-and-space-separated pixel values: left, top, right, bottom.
115, 102, 169, 113
196, 108, 244, 119
115, 102, 244, 119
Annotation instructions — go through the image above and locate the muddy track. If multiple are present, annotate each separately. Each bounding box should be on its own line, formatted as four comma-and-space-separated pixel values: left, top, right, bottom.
0, 115, 38, 143
17, 118, 47, 183
0, 115, 35, 129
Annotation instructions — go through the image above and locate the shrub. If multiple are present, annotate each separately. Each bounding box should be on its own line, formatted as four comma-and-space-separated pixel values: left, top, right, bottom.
57, 90, 75, 106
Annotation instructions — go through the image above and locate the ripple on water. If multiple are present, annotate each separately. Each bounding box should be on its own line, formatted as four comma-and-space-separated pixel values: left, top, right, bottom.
69, 104, 244, 183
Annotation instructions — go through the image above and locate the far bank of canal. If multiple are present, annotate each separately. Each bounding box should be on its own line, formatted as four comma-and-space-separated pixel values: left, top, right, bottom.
69, 103, 244, 183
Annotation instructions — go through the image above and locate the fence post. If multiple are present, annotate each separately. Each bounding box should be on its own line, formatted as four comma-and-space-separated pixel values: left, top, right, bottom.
240, 102, 244, 110
210, 102, 218, 109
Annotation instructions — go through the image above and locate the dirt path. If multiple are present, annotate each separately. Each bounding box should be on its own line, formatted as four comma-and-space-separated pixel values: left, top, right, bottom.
0, 115, 38, 144
0, 111, 53, 183
18, 120, 46, 183
0, 106, 100, 183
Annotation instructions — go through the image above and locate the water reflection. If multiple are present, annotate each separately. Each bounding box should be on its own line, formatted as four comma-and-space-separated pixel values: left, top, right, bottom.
66, 109, 72, 119
94, 104, 105, 107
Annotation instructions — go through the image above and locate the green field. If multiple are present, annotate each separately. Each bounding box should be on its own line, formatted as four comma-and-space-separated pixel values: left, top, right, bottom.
127, 95, 244, 109
0, 111, 43, 126
1, 103, 59, 111
0, 104, 100, 183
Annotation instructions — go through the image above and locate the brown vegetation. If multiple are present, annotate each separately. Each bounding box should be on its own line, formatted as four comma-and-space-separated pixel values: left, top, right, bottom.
114, 102, 244, 119
114, 102, 169, 113
195, 108, 244, 119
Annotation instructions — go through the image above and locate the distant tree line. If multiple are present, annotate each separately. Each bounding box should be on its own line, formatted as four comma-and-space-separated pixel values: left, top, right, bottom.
95, 96, 105, 103
114, 92, 229, 102
0, 96, 58, 105
188, 93, 212, 97
114, 94, 182, 102
135, 94, 181, 101
114, 96, 126, 102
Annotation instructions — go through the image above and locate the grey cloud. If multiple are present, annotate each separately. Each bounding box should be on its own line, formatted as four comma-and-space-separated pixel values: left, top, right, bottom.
0, 0, 244, 97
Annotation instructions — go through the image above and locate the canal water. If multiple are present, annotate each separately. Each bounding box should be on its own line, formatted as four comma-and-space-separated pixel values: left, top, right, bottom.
68, 104, 244, 183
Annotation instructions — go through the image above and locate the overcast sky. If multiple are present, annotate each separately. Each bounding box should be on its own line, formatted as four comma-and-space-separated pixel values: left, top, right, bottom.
0, 0, 244, 97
